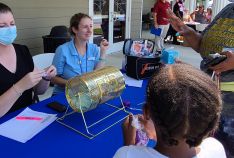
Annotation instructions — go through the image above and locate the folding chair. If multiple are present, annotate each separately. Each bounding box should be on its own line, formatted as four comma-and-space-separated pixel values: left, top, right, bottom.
32, 53, 55, 102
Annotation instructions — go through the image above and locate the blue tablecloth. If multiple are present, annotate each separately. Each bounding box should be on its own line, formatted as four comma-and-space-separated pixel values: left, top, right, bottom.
0, 81, 149, 158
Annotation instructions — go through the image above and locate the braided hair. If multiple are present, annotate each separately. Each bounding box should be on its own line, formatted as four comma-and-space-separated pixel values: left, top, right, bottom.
147, 63, 222, 147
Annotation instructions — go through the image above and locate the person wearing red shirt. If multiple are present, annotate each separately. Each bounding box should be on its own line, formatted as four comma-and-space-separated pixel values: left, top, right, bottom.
153, 0, 170, 53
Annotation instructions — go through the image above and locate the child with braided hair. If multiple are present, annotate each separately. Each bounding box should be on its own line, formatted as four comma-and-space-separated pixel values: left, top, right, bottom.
114, 63, 226, 158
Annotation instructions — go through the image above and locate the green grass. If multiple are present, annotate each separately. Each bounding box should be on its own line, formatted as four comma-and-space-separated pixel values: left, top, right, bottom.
94, 28, 103, 35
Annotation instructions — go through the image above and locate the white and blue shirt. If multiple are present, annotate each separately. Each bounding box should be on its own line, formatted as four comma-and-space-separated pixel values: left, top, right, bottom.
52, 38, 100, 95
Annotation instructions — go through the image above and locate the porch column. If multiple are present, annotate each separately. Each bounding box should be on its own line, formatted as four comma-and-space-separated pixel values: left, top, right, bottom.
212, 0, 230, 19
184, 0, 196, 14
204, 0, 210, 9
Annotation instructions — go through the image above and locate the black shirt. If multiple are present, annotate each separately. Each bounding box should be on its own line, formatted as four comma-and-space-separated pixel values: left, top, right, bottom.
0, 44, 34, 112
173, 2, 183, 19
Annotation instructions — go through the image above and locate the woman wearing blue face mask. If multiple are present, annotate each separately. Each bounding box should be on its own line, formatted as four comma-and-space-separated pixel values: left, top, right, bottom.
0, 3, 57, 117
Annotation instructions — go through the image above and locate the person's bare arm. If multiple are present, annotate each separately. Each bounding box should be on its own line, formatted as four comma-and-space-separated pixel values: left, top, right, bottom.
190, 11, 195, 21
167, 9, 203, 53
51, 76, 67, 87
175, 11, 182, 20
34, 65, 57, 95
153, 12, 158, 28
0, 86, 24, 117
95, 39, 109, 69
182, 28, 203, 53
0, 69, 44, 117
122, 115, 136, 145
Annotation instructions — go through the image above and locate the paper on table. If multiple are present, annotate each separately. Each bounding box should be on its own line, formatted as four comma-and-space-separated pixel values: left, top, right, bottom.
0, 107, 57, 143
123, 74, 143, 88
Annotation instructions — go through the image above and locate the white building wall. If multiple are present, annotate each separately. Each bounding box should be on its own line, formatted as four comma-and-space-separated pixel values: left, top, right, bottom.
142, 0, 155, 15
2, 0, 88, 55
212, 0, 230, 19
184, 0, 196, 14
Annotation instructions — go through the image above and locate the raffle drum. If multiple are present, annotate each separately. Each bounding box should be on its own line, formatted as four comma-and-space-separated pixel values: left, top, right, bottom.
65, 66, 125, 112
57, 66, 130, 139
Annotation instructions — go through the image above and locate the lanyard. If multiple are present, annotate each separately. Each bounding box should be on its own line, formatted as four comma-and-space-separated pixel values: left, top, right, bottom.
74, 42, 88, 74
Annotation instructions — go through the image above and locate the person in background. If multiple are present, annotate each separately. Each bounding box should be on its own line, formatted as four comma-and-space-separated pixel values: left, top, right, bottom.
114, 63, 226, 158
183, 9, 192, 22
190, 5, 207, 24
174, 0, 184, 20
152, 0, 170, 53
171, 0, 184, 45
0, 2, 56, 117
52, 13, 109, 95
206, 7, 212, 23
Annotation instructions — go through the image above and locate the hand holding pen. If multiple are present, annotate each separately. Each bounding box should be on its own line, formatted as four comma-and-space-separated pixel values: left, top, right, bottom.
42, 65, 57, 81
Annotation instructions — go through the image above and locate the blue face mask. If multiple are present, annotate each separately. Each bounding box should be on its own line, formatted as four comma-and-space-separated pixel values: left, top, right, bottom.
0, 26, 17, 45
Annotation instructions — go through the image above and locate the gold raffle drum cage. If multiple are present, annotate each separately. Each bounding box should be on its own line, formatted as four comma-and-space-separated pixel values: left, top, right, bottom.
57, 66, 130, 139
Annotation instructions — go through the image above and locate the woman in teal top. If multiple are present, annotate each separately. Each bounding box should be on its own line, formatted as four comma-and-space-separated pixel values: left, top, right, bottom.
52, 13, 109, 95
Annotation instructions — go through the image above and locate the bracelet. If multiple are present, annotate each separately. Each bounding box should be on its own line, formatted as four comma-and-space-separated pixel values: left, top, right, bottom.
42, 76, 51, 81
12, 84, 22, 97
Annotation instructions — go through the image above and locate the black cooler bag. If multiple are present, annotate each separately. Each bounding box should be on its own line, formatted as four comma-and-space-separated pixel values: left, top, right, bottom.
123, 39, 161, 80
